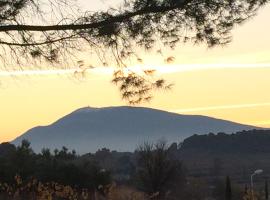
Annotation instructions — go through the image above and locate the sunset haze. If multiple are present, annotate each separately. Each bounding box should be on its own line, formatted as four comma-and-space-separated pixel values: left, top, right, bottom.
0, 1, 270, 142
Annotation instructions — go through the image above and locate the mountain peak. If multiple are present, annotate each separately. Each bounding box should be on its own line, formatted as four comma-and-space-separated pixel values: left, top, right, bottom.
73, 106, 99, 114
12, 106, 259, 154
72, 106, 150, 114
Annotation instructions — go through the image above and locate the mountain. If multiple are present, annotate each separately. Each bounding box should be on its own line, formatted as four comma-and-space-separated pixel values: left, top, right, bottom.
12, 106, 259, 154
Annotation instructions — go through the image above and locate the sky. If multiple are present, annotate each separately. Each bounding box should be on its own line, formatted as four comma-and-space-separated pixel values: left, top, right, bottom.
0, 1, 270, 142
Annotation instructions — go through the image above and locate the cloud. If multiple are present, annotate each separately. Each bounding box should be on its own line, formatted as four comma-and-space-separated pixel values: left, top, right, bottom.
0, 63, 270, 77
156, 63, 270, 74
0, 69, 77, 77
173, 102, 270, 113
0, 67, 114, 77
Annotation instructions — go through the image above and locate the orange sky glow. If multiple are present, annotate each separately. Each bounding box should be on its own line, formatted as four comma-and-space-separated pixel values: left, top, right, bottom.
0, 2, 270, 142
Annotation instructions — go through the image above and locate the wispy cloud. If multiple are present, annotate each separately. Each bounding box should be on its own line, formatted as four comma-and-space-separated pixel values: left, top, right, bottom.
173, 102, 270, 113
0, 63, 270, 77
156, 63, 270, 74
0, 69, 77, 76
0, 67, 113, 77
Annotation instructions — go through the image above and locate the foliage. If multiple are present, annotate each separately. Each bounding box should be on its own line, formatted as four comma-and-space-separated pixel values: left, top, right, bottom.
135, 140, 185, 199
0, 176, 150, 200
243, 189, 261, 200
0, 0, 268, 59
0, 140, 111, 189
265, 179, 269, 200
0, 175, 92, 200
1, 139, 270, 200
0, 0, 268, 103
225, 176, 232, 200
106, 184, 148, 200
181, 130, 270, 154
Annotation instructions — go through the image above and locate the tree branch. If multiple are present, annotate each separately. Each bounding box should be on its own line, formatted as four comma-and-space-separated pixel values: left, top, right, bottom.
0, 4, 182, 32
0, 35, 77, 46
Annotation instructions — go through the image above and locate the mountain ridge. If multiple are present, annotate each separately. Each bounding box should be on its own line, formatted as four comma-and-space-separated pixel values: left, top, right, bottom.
12, 106, 260, 154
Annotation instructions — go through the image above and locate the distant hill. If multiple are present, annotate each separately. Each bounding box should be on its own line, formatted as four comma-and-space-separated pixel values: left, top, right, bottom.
178, 130, 270, 181
12, 106, 258, 154
180, 129, 270, 154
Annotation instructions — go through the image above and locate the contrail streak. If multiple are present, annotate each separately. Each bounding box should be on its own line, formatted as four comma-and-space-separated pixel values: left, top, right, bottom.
174, 102, 270, 113
0, 69, 78, 76
0, 67, 114, 77
157, 63, 270, 73
0, 63, 270, 77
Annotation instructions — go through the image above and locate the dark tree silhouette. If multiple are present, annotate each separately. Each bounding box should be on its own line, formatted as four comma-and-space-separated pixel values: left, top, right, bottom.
244, 184, 249, 196
226, 176, 232, 200
135, 140, 185, 199
0, 0, 268, 103
266, 179, 269, 200
0, 141, 112, 189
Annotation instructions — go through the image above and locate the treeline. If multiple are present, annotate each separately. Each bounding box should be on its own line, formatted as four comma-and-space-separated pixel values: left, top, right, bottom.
2, 130, 270, 199
0, 139, 248, 200
0, 140, 111, 189
176, 130, 270, 185
0, 140, 188, 199
181, 129, 270, 153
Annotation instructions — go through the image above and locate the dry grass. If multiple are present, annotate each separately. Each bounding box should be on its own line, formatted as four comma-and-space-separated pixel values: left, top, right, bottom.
0, 175, 150, 200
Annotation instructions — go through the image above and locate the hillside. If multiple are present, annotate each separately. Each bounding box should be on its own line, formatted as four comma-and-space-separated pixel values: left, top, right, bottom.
181, 129, 270, 154
12, 106, 258, 154
178, 130, 270, 182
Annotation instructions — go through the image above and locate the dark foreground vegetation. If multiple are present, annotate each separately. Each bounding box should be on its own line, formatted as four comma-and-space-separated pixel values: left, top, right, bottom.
1, 129, 270, 199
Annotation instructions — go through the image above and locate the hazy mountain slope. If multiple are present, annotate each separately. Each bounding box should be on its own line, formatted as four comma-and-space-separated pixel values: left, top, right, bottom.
12, 106, 258, 154
177, 130, 270, 179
